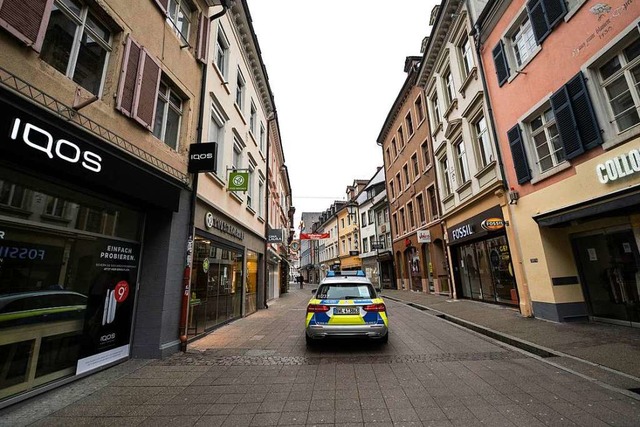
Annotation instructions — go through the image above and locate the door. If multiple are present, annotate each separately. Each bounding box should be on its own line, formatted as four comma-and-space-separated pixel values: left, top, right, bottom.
573, 229, 640, 326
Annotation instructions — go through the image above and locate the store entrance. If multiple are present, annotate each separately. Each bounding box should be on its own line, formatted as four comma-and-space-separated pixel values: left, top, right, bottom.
573, 229, 640, 326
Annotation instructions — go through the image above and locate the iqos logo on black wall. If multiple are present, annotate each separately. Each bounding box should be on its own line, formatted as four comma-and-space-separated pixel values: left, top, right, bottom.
10, 118, 102, 173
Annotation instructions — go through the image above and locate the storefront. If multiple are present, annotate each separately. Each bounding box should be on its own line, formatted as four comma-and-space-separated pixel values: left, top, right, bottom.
448, 205, 519, 306
187, 202, 264, 339
0, 88, 186, 405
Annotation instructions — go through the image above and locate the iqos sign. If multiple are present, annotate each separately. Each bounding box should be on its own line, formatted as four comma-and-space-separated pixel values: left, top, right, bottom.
596, 149, 640, 184
10, 118, 102, 173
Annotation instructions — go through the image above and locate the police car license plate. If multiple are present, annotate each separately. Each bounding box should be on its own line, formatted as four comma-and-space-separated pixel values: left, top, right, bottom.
334, 307, 359, 315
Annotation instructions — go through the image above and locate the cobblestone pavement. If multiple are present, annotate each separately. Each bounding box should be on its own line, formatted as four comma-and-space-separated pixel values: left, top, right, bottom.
2, 284, 640, 426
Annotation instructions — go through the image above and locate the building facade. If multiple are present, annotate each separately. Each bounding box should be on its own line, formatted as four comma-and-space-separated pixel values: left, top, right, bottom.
0, 0, 225, 406
299, 211, 320, 283
188, 0, 277, 339
379, 54, 448, 294
417, 0, 523, 310
478, 0, 640, 325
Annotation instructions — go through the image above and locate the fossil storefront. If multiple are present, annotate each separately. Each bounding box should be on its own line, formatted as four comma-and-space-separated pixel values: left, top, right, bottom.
0, 88, 186, 406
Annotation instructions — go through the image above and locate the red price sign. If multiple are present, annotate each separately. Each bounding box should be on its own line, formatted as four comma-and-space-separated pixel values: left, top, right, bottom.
114, 281, 129, 303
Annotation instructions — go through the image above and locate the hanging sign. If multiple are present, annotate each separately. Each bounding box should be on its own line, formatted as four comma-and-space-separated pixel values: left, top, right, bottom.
228, 171, 249, 191
267, 228, 284, 243
481, 218, 505, 231
188, 143, 217, 173
417, 230, 431, 243
300, 233, 329, 240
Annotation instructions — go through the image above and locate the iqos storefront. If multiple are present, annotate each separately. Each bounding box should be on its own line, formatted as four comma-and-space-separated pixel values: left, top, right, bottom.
0, 89, 186, 405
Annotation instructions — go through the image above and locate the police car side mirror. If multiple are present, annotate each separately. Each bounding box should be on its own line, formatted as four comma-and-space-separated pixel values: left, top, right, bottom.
376, 288, 381, 293
311, 289, 317, 294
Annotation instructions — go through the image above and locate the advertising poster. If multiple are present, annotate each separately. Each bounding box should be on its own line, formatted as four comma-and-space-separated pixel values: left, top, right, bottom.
76, 239, 140, 374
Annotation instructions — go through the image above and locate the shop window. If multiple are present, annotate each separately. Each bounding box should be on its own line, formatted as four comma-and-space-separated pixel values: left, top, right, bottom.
0, 181, 27, 210
529, 107, 565, 173
598, 37, 640, 133
153, 80, 184, 150
77, 206, 117, 235
39, 0, 112, 96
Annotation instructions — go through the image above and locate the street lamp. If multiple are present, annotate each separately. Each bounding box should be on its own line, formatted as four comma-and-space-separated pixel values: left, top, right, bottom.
346, 201, 358, 223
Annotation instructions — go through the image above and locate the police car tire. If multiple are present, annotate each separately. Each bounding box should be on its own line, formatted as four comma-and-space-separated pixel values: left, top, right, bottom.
380, 331, 389, 344
305, 333, 314, 346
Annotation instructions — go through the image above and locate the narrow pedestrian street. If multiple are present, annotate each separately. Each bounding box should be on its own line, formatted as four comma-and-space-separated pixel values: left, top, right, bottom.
3, 284, 639, 427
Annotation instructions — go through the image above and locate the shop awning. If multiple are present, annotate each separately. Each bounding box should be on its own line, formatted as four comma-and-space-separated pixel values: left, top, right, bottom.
533, 185, 640, 227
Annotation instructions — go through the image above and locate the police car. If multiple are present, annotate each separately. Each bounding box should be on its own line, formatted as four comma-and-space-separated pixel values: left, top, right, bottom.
305, 270, 388, 344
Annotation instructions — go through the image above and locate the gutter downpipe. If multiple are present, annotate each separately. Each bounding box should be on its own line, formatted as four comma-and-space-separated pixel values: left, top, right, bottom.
180, 2, 230, 352
263, 111, 276, 308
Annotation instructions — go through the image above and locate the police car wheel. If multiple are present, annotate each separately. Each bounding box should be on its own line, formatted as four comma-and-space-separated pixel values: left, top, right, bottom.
380, 331, 389, 344
305, 333, 314, 346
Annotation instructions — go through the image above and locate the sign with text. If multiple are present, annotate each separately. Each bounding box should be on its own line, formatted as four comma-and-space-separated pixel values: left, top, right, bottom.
267, 228, 284, 243
228, 171, 249, 191
300, 233, 330, 240
188, 143, 217, 173
417, 230, 431, 243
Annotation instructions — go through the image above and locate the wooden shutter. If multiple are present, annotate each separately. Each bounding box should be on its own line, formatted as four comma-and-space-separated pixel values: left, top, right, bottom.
116, 35, 143, 117
542, 0, 567, 30
132, 48, 161, 130
527, 0, 550, 44
492, 41, 510, 87
507, 124, 531, 184
0, 0, 54, 52
196, 12, 210, 64
550, 84, 583, 160
565, 72, 602, 150
153, 0, 169, 16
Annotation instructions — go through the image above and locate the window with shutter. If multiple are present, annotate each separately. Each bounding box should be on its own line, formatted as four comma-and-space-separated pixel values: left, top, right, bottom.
0, 0, 54, 52
542, 0, 567, 29
507, 124, 532, 184
526, 0, 567, 44
565, 72, 602, 150
492, 41, 510, 87
116, 35, 162, 131
197, 12, 209, 63
153, 0, 169, 16
550, 85, 583, 159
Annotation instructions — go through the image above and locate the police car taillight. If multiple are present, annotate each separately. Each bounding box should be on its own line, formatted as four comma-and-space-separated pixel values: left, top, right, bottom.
363, 303, 386, 312
307, 304, 330, 313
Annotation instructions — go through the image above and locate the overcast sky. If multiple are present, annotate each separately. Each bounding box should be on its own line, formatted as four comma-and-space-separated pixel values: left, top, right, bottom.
246, 0, 437, 231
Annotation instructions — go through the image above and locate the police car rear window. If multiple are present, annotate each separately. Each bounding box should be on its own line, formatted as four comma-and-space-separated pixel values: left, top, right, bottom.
317, 284, 374, 300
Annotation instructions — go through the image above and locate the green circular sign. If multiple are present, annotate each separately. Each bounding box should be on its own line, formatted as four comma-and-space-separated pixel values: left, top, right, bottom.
232, 175, 246, 186
202, 258, 210, 273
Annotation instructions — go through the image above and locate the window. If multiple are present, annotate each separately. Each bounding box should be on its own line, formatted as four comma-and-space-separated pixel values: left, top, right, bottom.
386, 148, 391, 165
153, 81, 183, 149
0, 181, 27, 209
407, 202, 415, 229
45, 196, 67, 217
416, 194, 426, 224
361, 213, 367, 226
392, 213, 398, 235
411, 154, 419, 178
599, 38, 640, 132
454, 139, 470, 184
427, 186, 439, 220
258, 177, 264, 217
232, 141, 242, 170
511, 17, 537, 67
362, 238, 369, 253
399, 208, 406, 233
530, 108, 564, 173
405, 113, 414, 136
391, 139, 398, 157
341, 218, 345, 228
396, 173, 402, 193
430, 92, 441, 128
368, 210, 374, 225
167, 0, 192, 42
439, 156, 452, 196
236, 69, 245, 110
473, 115, 493, 168
398, 127, 405, 147
215, 26, 230, 78
40, 0, 111, 96
259, 124, 266, 153
415, 96, 425, 123
403, 164, 410, 186
209, 102, 226, 174
460, 35, 474, 77
443, 68, 455, 105
421, 142, 430, 169
388, 181, 395, 199
250, 101, 257, 135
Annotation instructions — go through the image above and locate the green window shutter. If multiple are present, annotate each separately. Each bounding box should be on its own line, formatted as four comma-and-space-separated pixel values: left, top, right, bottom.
492, 40, 510, 87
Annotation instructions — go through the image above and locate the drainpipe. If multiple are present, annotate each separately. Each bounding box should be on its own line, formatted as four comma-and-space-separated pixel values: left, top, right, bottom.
179, 1, 231, 352
263, 112, 276, 308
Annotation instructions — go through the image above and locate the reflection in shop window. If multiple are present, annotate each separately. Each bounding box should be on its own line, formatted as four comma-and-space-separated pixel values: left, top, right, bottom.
77, 207, 118, 236
45, 197, 67, 218
0, 181, 27, 209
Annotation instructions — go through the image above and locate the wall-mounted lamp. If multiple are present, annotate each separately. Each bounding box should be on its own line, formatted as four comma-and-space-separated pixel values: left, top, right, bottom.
346, 201, 358, 222
508, 188, 520, 205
